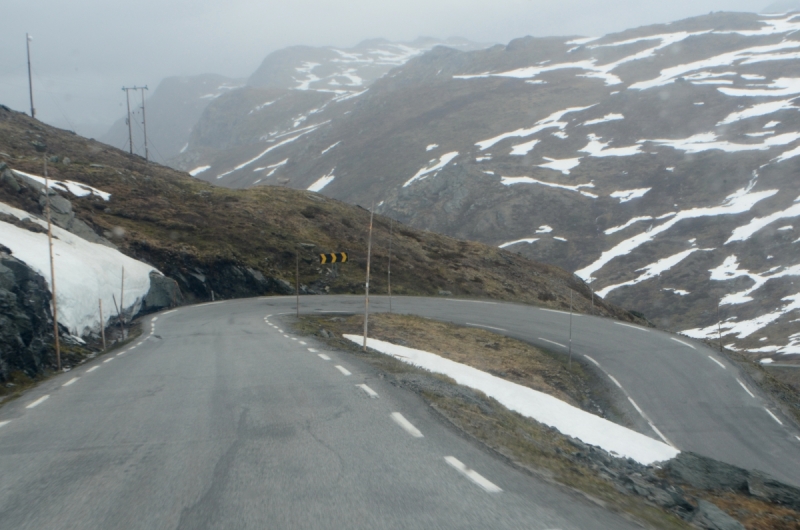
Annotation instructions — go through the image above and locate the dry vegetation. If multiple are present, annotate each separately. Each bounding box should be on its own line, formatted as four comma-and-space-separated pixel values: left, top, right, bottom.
0, 105, 642, 322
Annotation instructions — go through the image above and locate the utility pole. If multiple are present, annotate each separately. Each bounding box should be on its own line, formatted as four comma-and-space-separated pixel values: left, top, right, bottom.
139, 86, 149, 162
122, 86, 148, 157
44, 158, 61, 371
122, 87, 133, 154
363, 204, 374, 352
388, 218, 393, 313
26, 34, 35, 118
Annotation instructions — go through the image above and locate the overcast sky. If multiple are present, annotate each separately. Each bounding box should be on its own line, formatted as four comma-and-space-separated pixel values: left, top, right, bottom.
0, 0, 781, 138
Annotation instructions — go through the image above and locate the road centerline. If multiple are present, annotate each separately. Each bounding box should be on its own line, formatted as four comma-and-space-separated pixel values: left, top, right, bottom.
26, 395, 49, 409
444, 456, 502, 493
62, 377, 79, 387
390, 412, 423, 437
356, 384, 379, 398
335, 365, 352, 376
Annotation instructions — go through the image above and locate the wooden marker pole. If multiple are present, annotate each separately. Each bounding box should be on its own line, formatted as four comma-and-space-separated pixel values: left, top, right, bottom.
388, 219, 393, 313
296, 254, 300, 318
717, 301, 723, 353
99, 299, 106, 350
568, 290, 573, 368
44, 157, 61, 371
363, 204, 374, 351
120, 266, 125, 327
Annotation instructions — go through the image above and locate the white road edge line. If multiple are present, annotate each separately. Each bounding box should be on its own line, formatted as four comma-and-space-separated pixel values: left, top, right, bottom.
765, 408, 783, 425
540, 308, 579, 316
466, 323, 508, 332
583, 354, 601, 367
299, 341, 307, 345
648, 422, 673, 446
308, 348, 318, 353
117, 352, 125, 356
335, 365, 352, 376
357, 384, 379, 398
26, 395, 49, 409
152, 316, 158, 322
670, 337, 695, 350
608, 375, 623, 389
318, 354, 331, 361
708, 356, 726, 369
0, 420, 9, 428
627, 396, 644, 415
444, 456, 502, 493
163, 309, 176, 315
737, 378, 755, 398
539, 337, 566, 348
62, 377, 79, 387
615, 322, 649, 332
795, 435, 800, 443
86, 366, 99, 373
446, 299, 498, 305
103, 358, 114, 363
391, 412, 423, 437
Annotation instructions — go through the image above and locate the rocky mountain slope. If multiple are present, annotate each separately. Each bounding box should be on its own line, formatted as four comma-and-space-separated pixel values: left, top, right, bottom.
1, 105, 635, 382
179, 11, 800, 359
101, 38, 488, 166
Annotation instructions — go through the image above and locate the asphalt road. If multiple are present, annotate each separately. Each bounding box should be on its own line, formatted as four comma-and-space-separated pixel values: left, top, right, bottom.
261, 295, 800, 487
0, 298, 642, 530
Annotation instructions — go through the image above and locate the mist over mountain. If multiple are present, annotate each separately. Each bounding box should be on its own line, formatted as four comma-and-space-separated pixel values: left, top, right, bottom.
159, 10, 800, 359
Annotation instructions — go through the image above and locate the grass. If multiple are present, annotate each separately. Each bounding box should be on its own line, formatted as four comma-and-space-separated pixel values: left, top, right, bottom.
293, 312, 692, 529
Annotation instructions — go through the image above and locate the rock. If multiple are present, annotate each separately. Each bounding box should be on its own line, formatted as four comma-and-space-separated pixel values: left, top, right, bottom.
0, 255, 54, 382
691, 500, 744, 530
667, 452, 749, 492
30, 140, 47, 152
747, 471, 800, 511
1, 170, 20, 192
143, 272, 183, 311
62, 157, 71, 166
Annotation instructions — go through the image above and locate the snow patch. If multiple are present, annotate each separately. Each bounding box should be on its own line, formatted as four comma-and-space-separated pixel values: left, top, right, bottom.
475, 106, 593, 150
403, 152, 459, 187
343, 335, 679, 465
538, 157, 582, 175
426, 144, 439, 151
582, 113, 624, 126
0, 201, 156, 336
597, 249, 707, 297
499, 238, 538, 248
610, 188, 651, 203
308, 170, 335, 192
189, 165, 211, 177
12, 170, 110, 201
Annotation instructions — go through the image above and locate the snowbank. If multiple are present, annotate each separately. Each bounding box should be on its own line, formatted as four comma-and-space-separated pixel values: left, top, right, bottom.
344, 334, 679, 465
0, 201, 158, 336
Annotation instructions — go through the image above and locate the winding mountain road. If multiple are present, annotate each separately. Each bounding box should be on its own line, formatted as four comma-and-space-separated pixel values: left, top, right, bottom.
0, 294, 798, 529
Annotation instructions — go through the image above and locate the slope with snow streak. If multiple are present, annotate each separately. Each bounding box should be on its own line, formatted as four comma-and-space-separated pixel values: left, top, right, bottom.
0, 202, 157, 336
344, 335, 679, 465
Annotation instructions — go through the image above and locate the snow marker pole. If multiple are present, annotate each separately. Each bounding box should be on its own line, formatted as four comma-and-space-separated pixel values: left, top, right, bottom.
99, 299, 106, 350
363, 204, 374, 351
568, 290, 573, 368
44, 157, 61, 371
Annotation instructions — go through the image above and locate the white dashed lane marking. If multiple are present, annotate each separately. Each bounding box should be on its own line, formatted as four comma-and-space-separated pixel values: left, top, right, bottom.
737, 379, 755, 398
583, 355, 601, 367
299, 341, 306, 345
466, 323, 507, 332
86, 366, 99, 373
308, 348, 318, 353
335, 365, 352, 376
62, 377, 79, 387
539, 308, 577, 315
318, 354, 331, 361
0, 420, 10, 428
670, 337, 695, 350
539, 337, 566, 348
356, 384, 379, 398
608, 375, 623, 389
391, 412, 423, 437
708, 356, 726, 369
765, 409, 783, 426
26, 395, 49, 409
444, 456, 502, 493
103, 358, 114, 363
614, 322, 649, 332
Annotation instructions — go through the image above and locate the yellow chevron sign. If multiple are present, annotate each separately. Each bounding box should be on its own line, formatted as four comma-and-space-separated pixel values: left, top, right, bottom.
320, 252, 348, 264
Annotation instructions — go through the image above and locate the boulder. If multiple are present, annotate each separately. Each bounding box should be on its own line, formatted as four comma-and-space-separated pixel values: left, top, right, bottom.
691, 500, 744, 530
143, 272, 183, 311
0, 254, 53, 382
666, 452, 749, 492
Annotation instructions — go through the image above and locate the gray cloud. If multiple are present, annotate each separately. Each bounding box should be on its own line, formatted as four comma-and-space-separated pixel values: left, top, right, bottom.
1, 0, 771, 137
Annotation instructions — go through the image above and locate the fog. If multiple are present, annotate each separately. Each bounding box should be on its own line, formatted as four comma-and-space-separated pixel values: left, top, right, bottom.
0, 0, 778, 138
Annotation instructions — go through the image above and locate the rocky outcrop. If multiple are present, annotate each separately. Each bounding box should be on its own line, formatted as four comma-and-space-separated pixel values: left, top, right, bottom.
0, 251, 54, 382
142, 271, 183, 311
